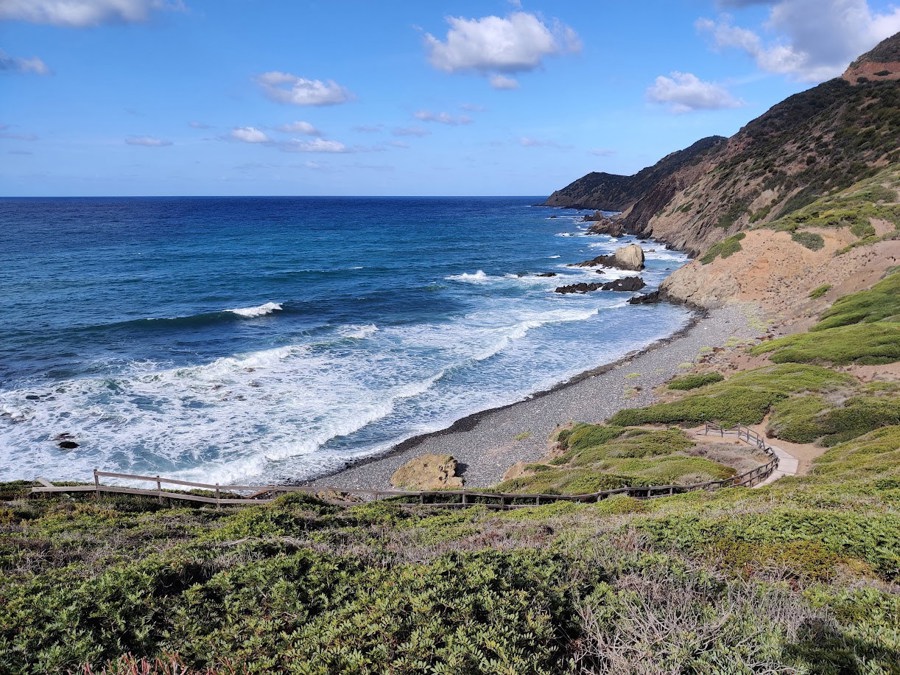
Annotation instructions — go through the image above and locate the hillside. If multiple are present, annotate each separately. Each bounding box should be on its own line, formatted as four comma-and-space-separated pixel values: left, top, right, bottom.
546, 32, 900, 255
543, 135, 726, 210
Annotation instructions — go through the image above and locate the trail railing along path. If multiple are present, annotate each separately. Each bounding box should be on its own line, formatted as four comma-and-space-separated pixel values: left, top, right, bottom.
31, 423, 780, 510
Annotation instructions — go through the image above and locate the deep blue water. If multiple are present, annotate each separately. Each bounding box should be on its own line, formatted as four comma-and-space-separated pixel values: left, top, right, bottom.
0, 197, 690, 483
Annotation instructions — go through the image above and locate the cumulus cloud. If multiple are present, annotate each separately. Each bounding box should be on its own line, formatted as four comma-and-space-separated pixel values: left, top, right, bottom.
414, 110, 473, 125
230, 127, 270, 144
276, 121, 321, 135
699, 0, 900, 82
125, 135, 172, 146
0, 50, 50, 75
490, 74, 520, 89
646, 71, 744, 113
0, 0, 184, 27
256, 71, 353, 106
283, 138, 347, 153
424, 11, 580, 86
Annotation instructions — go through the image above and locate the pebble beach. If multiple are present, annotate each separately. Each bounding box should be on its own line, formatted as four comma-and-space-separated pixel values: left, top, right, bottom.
312, 303, 765, 491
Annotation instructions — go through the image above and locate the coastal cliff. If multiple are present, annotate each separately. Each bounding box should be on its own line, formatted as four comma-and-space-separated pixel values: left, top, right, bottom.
547, 31, 900, 256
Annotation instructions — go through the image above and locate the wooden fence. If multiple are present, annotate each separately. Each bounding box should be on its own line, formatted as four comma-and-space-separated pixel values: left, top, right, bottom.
31, 423, 779, 510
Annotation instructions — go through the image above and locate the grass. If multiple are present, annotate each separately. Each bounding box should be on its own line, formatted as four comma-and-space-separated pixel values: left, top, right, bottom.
791, 230, 825, 250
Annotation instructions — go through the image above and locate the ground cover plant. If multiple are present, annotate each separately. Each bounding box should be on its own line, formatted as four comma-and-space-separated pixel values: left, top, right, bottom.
2, 427, 899, 673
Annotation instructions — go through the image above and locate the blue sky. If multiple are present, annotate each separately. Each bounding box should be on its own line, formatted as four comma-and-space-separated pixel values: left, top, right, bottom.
1, 0, 899, 196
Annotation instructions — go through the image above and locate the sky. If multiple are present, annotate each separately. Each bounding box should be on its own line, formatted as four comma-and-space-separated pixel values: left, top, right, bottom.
1, 0, 899, 196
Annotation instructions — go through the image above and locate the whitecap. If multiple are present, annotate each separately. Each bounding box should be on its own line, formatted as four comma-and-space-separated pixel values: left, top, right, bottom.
227, 302, 283, 318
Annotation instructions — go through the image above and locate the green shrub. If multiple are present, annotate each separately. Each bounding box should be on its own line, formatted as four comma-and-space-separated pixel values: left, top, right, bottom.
791, 231, 825, 250
809, 284, 832, 299
752, 322, 900, 365
700, 233, 746, 265
667, 372, 725, 390
814, 269, 900, 330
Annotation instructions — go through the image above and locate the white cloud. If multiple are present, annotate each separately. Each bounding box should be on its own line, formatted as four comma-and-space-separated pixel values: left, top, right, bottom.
283, 138, 347, 153
0, 50, 50, 75
490, 74, 520, 89
276, 121, 321, 135
230, 127, 270, 144
392, 126, 431, 137
424, 11, 580, 83
519, 137, 571, 149
256, 71, 353, 106
0, 0, 184, 27
646, 71, 744, 113
414, 110, 473, 125
699, 0, 900, 82
125, 135, 172, 146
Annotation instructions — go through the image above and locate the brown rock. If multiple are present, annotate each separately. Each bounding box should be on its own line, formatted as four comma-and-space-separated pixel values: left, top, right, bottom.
390, 454, 464, 490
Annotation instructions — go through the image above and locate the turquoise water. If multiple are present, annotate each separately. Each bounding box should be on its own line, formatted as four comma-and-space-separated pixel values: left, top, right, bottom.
0, 197, 690, 483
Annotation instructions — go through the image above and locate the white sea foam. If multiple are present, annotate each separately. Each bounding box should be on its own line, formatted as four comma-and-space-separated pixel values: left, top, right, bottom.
227, 302, 283, 318
446, 270, 492, 284
340, 324, 379, 340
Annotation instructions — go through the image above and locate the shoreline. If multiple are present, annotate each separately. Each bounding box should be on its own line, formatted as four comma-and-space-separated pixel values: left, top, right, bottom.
310, 302, 764, 492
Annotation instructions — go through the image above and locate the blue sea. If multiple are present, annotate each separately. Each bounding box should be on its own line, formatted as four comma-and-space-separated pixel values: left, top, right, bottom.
0, 197, 691, 484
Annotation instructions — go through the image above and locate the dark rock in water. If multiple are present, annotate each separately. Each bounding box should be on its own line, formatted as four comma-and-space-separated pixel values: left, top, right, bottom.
601, 276, 646, 292
584, 214, 626, 237
570, 254, 616, 268
549, 215, 558, 219
58, 440, 79, 450
25, 395, 40, 401
536, 272, 557, 277
628, 290, 662, 305
595, 270, 605, 275
555, 282, 604, 294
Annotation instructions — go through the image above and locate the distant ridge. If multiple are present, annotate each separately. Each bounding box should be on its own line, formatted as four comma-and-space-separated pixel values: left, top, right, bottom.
543, 135, 726, 211
546, 31, 900, 255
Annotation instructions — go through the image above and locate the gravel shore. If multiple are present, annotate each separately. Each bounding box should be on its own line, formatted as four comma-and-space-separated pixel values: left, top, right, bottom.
310, 303, 764, 491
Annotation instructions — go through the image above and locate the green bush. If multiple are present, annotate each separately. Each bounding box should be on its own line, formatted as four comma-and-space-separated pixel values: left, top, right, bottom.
791, 230, 825, 250
809, 284, 832, 299
667, 372, 725, 390
814, 269, 900, 330
752, 322, 900, 365
700, 233, 746, 265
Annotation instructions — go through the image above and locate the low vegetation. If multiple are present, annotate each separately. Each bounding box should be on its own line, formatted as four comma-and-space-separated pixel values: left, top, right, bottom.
666, 371, 724, 390
699, 232, 745, 264
495, 427, 740, 495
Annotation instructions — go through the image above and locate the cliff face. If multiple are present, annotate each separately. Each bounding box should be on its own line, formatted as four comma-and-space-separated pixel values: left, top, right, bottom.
546, 32, 900, 256
543, 136, 726, 211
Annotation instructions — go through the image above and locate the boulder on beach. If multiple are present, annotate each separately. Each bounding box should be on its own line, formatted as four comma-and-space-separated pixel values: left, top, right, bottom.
614, 244, 645, 271
390, 454, 464, 490
628, 290, 662, 305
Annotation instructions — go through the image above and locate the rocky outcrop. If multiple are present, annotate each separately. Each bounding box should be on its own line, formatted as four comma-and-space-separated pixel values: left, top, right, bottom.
586, 217, 625, 237
555, 277, 645, 294
390, 454, 464, 490
628, 291, 662, 305
571, 244, 645, 271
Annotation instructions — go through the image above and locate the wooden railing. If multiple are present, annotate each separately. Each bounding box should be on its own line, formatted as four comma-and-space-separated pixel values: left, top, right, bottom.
31, 423, 780, 509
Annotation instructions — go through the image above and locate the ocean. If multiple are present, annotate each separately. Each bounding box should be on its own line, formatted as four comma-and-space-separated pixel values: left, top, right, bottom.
0, 197, 691, 485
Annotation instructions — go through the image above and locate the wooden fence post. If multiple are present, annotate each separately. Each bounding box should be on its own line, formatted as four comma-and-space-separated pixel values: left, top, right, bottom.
94, 469, 100, 500
156, 476, 162, 504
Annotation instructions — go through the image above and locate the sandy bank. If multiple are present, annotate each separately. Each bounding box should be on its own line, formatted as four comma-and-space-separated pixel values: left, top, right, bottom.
310, 303, 765, 492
